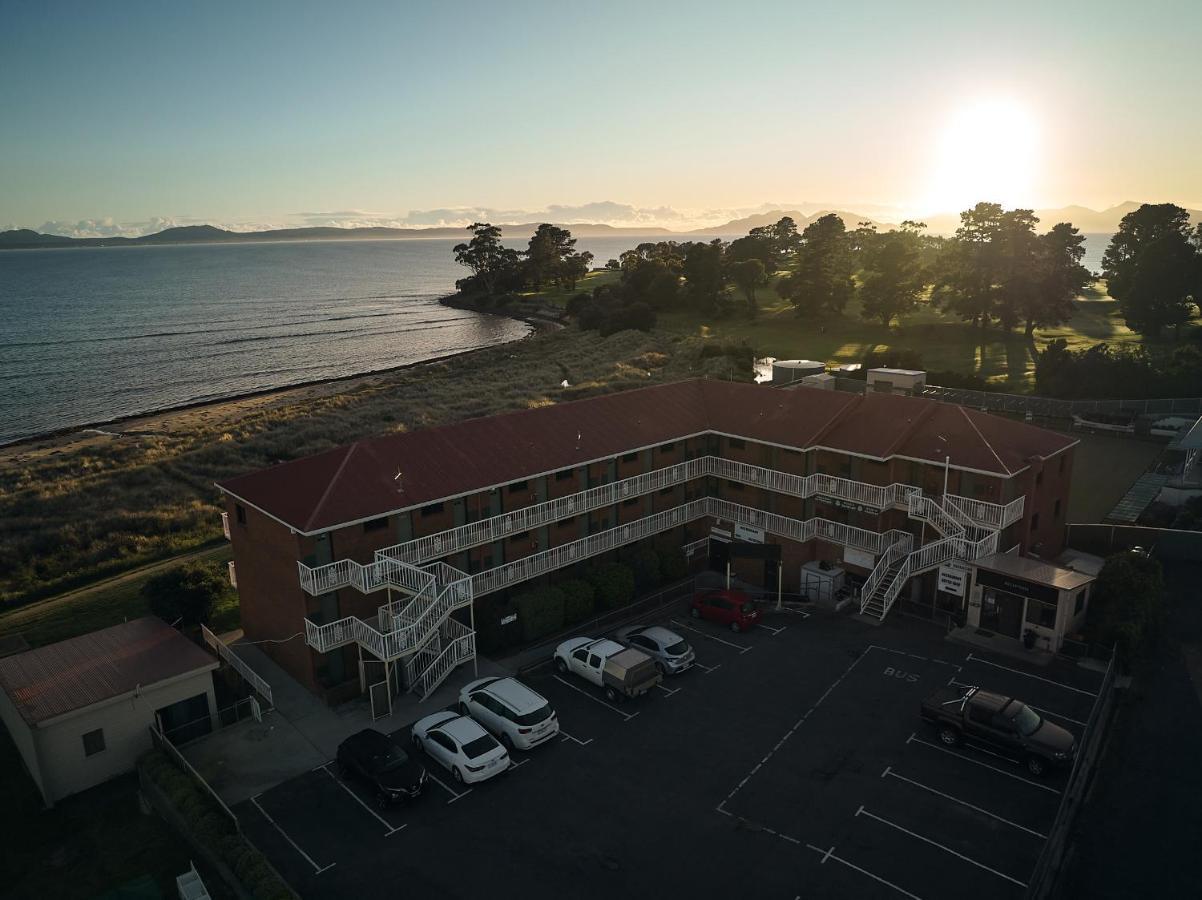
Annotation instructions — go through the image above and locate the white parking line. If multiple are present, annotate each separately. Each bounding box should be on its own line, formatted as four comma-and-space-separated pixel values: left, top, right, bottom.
422, 768, 473, 804
551, 674, 638, 720
693, 660, 720, 673
319, 765, 404, 837
906, 732, 1060, 795
755, 622, 787, 635
856, 806, 1027, 888
559, 728, 594, 746
655, 682, 681, 696
804, 842, 924, 900
778, 606, 812, 617
509, 757, 530, 770
964, 653, 1098, 697
881, 765, 1047, 839
669, 619, 752, 653
250, 795, 335, 874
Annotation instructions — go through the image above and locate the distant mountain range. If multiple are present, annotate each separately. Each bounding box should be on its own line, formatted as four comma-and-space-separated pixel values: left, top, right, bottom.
3, 202, 1199, 250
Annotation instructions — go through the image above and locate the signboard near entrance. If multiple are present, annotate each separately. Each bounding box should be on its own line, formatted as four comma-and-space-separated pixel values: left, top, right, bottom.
734, 524, 765, 544
937, 563, 969, 597
843, 547, 875, 570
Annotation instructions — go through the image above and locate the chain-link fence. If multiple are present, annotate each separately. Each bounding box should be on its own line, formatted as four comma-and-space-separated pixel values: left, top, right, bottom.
1025, 649, 1119, 898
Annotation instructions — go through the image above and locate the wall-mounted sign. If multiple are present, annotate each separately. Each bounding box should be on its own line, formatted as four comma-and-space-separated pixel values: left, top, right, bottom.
975, 568, 1059, 604
817, 495, 882, 515
500, 613, 518, 625
710, 527, 732, 542
937, 564, 969, 598
734, 524, 765, 544
843, 547, 876, 570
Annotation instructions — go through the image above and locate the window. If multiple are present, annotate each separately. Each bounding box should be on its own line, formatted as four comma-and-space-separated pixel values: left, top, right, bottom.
967, 705, 992, 726
420, 502, 444, 518
659, 487, 674, 496
508, 480, 528, 493
557, 518, 575, 529
621, 452, 639, 463
659, 442, 676, 452
728, 437, 746, 450
555, 470, 575, 482
1031, 513, 1040, 532
1024, 598, 1057, 629
510, 530, 530, 543
1054, 499, 1062, 519
588, 653, 603, 668
82, 728, 106, 757
363, 516, 389, 532
622, 497, 639, 507
235, 504, 246, 525
572, 648, 588, 663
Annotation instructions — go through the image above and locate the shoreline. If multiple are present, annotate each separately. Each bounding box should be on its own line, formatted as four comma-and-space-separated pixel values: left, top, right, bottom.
0, 296, 540, 461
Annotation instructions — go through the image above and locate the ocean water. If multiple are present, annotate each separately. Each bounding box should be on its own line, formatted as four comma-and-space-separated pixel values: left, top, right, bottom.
0, 230, 1113, 446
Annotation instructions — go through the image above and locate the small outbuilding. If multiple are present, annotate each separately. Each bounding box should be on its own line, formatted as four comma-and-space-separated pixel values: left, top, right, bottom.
0, 617, 218, 806
867, 368, 926, 395
966, 554, 1094, 653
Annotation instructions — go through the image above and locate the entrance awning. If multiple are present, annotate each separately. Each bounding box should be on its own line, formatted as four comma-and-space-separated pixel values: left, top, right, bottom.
973, 553, 1094, 592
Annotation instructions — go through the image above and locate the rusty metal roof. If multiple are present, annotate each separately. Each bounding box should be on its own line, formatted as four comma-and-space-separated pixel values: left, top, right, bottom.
0, 617, 217, 726
217, 379, 1077, 534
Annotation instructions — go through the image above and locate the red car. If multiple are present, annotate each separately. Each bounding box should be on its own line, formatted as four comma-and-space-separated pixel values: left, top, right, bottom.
689, 589, 761, 633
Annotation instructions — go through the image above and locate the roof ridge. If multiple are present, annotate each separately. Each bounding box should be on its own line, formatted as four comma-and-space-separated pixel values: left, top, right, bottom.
808, 390, 862, 446
957, 405, 1012, 475
304, 442, 361, 532
882, 397, 941, 457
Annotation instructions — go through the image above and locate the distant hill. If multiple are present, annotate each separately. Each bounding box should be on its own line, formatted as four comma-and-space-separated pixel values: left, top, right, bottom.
692, 209, 891, 235
919, 202, 1202, 236
0, 221, 677, 250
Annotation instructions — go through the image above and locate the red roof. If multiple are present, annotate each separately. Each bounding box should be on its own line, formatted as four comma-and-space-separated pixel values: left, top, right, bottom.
217, 379, 1075, 533
0, 617, 217, 725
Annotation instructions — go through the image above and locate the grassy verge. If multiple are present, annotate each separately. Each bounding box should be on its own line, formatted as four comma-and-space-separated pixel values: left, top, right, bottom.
514, 268, 619, 307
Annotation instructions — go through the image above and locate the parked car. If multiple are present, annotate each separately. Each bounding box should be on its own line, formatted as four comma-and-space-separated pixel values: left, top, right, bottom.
553, 637, 662, 702
458, 676, 559, 750
689, 588, 761, 632
613, 624, 695, 676
411, 711, 510, 784
336, 728, 427, 808
920, 685, 1076, 776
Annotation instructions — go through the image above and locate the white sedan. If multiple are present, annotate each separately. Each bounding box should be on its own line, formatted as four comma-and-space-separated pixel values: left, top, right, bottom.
411, 711, 510, 784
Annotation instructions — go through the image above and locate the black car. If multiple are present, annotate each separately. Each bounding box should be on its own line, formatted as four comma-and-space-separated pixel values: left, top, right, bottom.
336, 728, 427, 807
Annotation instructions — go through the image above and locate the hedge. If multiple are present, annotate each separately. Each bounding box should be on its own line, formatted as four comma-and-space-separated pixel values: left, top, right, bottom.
630, 547, 662, 590
559, 579, 595, 623
139, 749, 295, 899
589, 562, 635, 611
513, 586, 566, 642
655, 539, 688, 582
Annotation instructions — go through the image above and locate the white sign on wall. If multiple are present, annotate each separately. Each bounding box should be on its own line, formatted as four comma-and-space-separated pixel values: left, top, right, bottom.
843, 547, 875, 570
937, 563, 969, 597
734, 524, 765, 544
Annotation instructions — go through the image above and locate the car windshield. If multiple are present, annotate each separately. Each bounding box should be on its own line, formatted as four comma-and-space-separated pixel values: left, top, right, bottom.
664, 639, 689, 655
462, 734, 499, 759
514, 703, 553, 727
1013, 704, 1042, 736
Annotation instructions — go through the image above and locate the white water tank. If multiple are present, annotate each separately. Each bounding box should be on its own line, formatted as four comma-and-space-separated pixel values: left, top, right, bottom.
772, 359, 826, 383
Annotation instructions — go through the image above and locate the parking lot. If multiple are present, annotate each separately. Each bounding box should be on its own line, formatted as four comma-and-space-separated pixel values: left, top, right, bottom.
238, 605, 1104, 900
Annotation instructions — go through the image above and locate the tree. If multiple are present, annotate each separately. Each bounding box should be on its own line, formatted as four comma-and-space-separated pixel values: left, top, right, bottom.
681, 239, 728, 313
453, 222, 520, 296
142, 561, 228, 628
1103, 203, 1200, 337
777, 214, 854, 318
728, 258, 767, 316
931, 203, 1006, 329
524, 224, 578, 290
726, 234, 775, 270
1018, 223, 1091, 337
858, 222, 928, 326
1087, 551, 1164, 663
750, 216, 802, 260
557, 251, 594, 291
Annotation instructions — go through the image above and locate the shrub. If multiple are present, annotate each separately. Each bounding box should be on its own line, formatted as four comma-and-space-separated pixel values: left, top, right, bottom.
474, 595, 515, 654
1085, 551, 1165, 664
560, 579, 595, 623
142, 559, 228, 627
589, 563, 635, 611
513, 586, 566, 642
630, 547, 661, 590
656, 542, 688, 582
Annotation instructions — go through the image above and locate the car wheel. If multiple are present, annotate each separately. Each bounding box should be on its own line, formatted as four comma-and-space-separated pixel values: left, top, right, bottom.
655, 661, 666, 677
690, 607, 700, 619
501, 733, 515, 752
1026, 755, 1047, 777
336, 760, 350, 778
555, 657, 568, 674
414, 736, 425, 755
452, 766, 464, 784
730, 621, 741, 633
376, 792, 390, 810
604, 686, 620, 703
938, 726, 960, 747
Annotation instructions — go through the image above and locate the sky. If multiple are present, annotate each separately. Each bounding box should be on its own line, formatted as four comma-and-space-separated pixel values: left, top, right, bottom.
2, 0, 1201, 236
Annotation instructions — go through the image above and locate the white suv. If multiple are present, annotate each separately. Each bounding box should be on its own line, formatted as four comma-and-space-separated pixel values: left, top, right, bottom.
458, 676, 559, 751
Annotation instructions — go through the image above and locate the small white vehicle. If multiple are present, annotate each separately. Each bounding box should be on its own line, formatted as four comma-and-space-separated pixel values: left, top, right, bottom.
614, 624, 695, 676
553, 637, 662, 702
410, 711, 510, 784
458, 676, 560, 751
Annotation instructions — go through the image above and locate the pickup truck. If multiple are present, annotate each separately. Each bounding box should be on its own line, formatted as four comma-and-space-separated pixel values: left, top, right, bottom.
553, 637, 662, 702
920, 685, 1076, 776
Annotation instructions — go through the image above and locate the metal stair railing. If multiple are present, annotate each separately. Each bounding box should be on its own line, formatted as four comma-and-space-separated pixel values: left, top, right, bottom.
298, 554, 437, 599
859, 536, 913, 614
413, 623, 476, 701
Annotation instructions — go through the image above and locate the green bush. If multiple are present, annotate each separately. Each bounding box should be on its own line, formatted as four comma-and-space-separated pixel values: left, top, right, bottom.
589, 563, 635, 611
560, 579, 595, 623
1086, 551, 1165, 663
513, 586, 566, 642
142, 559, 228, 627
657, 544, 688, 582
631, 547, 661, 590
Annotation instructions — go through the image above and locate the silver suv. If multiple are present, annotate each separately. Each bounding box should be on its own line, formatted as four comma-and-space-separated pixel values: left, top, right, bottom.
614, 624, 695, 675
458, 676, 559, 750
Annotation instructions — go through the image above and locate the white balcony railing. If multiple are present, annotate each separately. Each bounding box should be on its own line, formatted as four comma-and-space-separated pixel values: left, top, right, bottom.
221, 512, 231, 541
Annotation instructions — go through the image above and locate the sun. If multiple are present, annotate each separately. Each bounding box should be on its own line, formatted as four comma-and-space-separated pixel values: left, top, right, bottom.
922, 97, 1041, 214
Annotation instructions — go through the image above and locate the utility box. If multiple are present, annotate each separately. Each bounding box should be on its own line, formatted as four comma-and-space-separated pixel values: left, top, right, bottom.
867, 368, 926, 395
800, 373, 836, 390
800, 560, 845, 604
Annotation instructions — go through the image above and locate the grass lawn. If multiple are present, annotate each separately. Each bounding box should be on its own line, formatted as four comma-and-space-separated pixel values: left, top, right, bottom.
1065, 430, 1163, 522
0, 544, 237, 649
516, 268, 620, 307
0, 727, 228, 899
658, 285, 1180, 391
